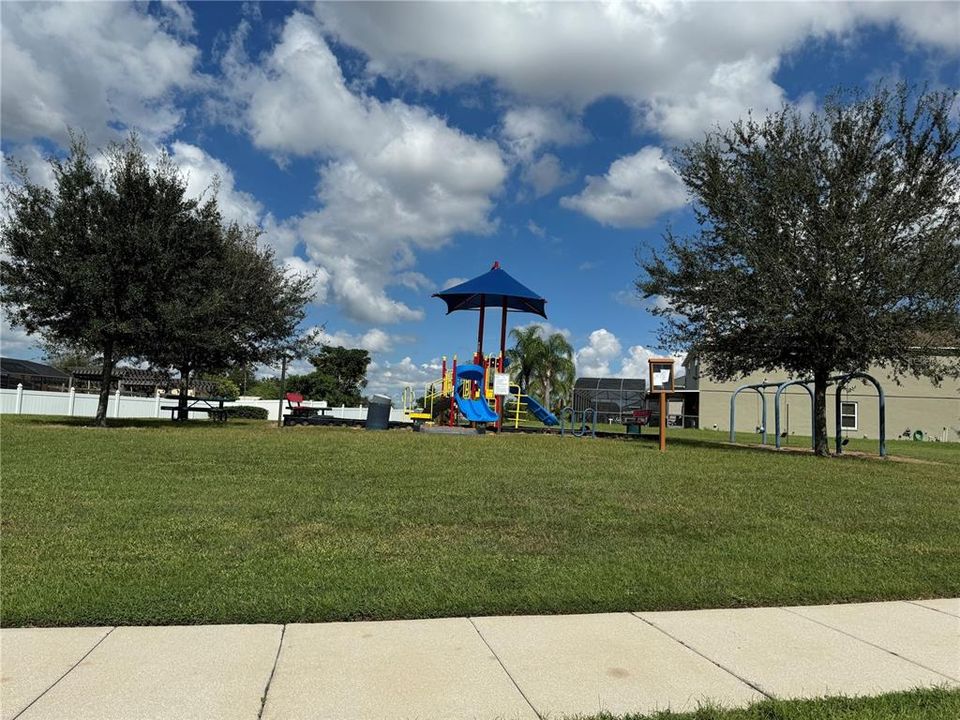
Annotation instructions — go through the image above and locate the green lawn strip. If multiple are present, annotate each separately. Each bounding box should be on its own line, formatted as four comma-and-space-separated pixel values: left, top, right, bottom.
574, 687, 960, 720
2, 416, 958, 626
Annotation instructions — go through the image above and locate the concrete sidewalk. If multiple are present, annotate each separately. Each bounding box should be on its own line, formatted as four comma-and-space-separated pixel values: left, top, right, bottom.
2, 599, 957, 720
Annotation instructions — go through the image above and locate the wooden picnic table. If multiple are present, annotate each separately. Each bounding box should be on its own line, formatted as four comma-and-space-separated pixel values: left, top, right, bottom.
161, 396, 229, 422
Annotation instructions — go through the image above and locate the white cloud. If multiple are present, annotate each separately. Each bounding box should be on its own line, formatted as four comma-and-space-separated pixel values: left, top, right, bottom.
561, 146, 688, 227
281, 255, 330, 306
527, 220, 546, 238
0, 311, 42, 359
522, 153, 576, 198
365, 356, 443, 397
1, 2, 200, 146
638, 55, 786, 140
316, 328, 410, 354
575, 328, 622, 377
222, 12, 507, 324
0, 144, 56, 189
575, 329, 686, 379
157, 1, 197, 38
859, 3, 960, 51
619, 344, 686, 379
315, 2, 957, 142
2, 141, 264, 234
501, 106, 586, 160
501, 107, 581, 197
167, 142, 263, 227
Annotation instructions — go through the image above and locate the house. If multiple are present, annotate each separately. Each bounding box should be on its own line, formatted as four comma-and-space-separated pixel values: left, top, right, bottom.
684, 353, 960, 443
0, 357, 71, 391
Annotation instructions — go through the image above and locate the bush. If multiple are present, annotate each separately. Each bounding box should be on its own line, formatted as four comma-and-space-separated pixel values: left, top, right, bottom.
225, 405, 268, 420
210, 378, 240, 401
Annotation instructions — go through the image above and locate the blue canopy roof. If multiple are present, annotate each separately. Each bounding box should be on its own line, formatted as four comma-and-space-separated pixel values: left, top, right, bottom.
432, 263, 547, 318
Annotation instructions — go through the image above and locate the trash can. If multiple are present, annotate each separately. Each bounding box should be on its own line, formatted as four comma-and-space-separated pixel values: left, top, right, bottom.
365, 394, 392, 430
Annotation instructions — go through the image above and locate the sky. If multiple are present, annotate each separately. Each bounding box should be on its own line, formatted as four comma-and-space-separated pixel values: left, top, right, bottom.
2, 1, 958, 397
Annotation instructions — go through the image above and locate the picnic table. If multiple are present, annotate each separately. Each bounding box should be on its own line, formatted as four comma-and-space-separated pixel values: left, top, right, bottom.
283, 393, 335, 426
625, 409, 652, 436
161, 396, 229, 422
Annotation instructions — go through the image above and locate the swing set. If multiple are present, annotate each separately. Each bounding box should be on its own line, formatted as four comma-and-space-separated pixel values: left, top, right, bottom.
729, 371, 886, 456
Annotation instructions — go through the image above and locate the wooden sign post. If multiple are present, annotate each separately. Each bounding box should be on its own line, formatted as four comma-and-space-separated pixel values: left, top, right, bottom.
648, 358, 676, 452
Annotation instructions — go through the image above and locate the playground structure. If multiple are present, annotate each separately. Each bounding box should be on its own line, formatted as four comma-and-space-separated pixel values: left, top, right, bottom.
729, 371, 886, 456
402, 353, 559, 430
400, 261, 562, 432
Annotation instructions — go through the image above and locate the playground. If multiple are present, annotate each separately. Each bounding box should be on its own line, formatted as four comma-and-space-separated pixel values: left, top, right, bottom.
3, 415, 958, 628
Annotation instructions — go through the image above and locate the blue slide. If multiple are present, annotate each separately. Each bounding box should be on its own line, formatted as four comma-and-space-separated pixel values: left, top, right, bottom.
455, 364, 500, 423
523, 393, 559, 426
456, 395, 500, 423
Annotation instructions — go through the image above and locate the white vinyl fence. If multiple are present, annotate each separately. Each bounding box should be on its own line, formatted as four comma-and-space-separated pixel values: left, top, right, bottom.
0, 386, 409, 423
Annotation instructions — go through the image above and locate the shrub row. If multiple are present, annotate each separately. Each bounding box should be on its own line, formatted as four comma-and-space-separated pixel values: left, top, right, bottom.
224, 405, 269, 420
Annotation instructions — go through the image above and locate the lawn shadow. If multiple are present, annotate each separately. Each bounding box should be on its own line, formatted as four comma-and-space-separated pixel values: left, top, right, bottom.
6, 415, 267, 431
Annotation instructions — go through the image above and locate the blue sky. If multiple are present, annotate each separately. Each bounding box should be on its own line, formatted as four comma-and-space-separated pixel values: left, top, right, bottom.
2, 1, 958, 395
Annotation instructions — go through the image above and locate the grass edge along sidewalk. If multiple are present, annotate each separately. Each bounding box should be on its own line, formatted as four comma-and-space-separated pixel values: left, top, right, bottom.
579, 687, 960, 720
3, 416, 959, 627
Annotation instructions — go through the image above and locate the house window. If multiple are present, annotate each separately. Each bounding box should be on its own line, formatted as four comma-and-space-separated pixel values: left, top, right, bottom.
840, 401, 858, 431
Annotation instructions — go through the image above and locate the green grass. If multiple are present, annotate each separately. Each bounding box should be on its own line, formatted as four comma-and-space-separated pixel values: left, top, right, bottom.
578, 687, 960, 720
2, 415, 958, 627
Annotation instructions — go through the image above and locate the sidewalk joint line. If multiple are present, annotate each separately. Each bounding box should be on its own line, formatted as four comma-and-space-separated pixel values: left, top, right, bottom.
779, 607, 959, 683
257, 624, 287, 720
12, 626, 116, 720
629, 613, 773, 700
906, 600, 960, 619
467, 617, 543, 720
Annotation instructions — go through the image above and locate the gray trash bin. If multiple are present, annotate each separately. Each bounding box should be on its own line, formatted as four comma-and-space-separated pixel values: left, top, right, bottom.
365, 394, 391, 430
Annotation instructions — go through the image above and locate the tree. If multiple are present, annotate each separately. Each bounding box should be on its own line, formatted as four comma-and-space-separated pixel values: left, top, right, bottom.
533, 332, 575, 411
508, 325, 576, 410
507, 325, 545, 394
1, 135, 199, 425
639, 85, 960, 455
302, 346, 371, 406
146, 218, 314, 419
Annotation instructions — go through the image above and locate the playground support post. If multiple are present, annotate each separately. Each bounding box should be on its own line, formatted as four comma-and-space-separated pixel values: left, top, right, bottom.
774, 380, 816, 450
835, 372, 886, 457
449, 356, 457, 427
496, 300, 507, 432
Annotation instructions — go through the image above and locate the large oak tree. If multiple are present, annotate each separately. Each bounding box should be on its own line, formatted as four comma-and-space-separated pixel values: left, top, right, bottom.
2, 136, 198, 424
2, 135, 314, 424
639, 86, 960, 455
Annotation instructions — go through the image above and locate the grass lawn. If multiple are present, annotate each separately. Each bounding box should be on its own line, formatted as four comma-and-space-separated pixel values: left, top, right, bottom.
582, 688, 960, 720
2, 415, 958, 626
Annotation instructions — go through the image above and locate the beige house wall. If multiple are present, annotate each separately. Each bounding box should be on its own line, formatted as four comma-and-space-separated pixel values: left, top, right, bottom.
686, 356, 960, 443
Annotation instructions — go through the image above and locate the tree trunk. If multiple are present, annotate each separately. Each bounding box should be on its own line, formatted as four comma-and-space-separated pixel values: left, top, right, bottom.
94, 339, 115, 427
177, 365, 191, 421
543, 377, 551, 410
813, 368, 829, 456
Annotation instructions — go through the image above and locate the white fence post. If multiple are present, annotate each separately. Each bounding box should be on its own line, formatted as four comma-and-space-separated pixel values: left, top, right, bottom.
15, 383, 24, 414
113, 389, 121, 418
68, 387, 76, 417
154, 389, 161, 418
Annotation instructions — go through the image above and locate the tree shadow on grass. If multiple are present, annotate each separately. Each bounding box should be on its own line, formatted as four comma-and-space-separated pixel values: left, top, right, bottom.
6, 415, 268, 431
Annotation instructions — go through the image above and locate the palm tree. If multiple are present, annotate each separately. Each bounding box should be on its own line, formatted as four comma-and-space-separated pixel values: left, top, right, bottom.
507, 325, 544, 394
533, 332, 575, 411
508, 326, 576, 410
